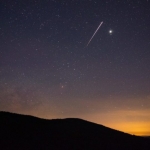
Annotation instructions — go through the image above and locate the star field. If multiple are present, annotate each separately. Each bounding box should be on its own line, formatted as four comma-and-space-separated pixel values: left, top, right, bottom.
0, 0, 150, 135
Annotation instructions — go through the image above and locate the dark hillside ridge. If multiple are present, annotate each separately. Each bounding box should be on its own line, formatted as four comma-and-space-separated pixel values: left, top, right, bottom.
0, 111, 150, 150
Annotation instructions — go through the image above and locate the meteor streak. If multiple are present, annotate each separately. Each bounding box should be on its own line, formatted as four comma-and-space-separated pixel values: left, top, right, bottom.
86, 21, 103, 47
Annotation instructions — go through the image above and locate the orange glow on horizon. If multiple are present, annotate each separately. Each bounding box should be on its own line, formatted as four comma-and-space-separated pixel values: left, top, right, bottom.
8, 97, 150, 136
105, 122, 150, 136
79, 109, 150, 136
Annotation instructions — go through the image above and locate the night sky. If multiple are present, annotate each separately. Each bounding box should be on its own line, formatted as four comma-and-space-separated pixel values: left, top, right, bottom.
0, 0, 150, 136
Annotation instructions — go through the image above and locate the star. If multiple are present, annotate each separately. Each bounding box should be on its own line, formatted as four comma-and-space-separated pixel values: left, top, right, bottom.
109, 30, 113, 34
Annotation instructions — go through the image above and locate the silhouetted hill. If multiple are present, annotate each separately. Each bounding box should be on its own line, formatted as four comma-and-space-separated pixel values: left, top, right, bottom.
0, 111, 150, 150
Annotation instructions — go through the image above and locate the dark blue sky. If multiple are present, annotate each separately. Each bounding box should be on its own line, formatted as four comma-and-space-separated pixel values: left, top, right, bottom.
0, 0, 150, 135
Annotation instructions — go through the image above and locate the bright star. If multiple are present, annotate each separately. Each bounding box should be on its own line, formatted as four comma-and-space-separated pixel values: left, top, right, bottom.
109, 30, 113, 34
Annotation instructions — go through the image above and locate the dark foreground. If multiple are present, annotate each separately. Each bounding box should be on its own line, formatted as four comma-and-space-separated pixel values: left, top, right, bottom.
0, 111, 150, 150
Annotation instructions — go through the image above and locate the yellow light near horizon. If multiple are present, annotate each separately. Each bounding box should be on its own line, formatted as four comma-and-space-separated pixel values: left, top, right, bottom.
82, 109, 150, 136
108, 122, 150, 136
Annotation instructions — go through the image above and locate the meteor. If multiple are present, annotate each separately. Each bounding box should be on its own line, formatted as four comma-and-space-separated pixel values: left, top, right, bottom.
86, 21, 103, 47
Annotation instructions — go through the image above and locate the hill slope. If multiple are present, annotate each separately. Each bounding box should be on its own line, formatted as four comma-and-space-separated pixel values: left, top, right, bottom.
0, 111, 149, 150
